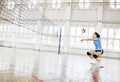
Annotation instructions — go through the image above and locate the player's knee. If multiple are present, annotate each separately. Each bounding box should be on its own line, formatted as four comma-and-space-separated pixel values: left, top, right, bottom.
93, 54, 98, 59
87, 52, 91, 56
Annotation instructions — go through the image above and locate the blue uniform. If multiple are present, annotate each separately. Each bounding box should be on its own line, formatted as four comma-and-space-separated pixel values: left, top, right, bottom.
94, 38, 102, 50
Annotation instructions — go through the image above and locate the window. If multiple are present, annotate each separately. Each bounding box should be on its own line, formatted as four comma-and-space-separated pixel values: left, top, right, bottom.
79, 0, 90, 9
48, 26, 59, 38
101, 28, 108, 38
61, 26, 64, 35
6, 0, 15, 10
115, 29, 120, 39
101, 28, 120, 50
88, 28, 95, 37
114, 40, 119, 50
52, 0, 62, 9
43, 26, 48, 41
109, 0, 120, 9
108, 29, 114, 38
0, 57, 10, 71
43, 26, 48, 34
49, 26, 54, 34
70, 27, 76, 36
70, 27, 76, 46
76, 27, 82, 36
108, 39, 113, 49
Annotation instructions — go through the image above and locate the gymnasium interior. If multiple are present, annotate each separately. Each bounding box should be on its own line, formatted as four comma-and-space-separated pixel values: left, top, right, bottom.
0, 0, 120, 82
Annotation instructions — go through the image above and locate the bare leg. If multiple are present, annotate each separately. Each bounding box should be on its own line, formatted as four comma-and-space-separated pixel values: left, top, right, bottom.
94, 52, 102, 63
88, 50, 95, 59
88, 55, 93, 59
96, 57, 101, 62
89, 51, 102, 63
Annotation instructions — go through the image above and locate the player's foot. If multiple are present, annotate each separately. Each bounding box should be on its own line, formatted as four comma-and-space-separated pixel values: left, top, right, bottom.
99, 64, 104, 68
91, 61, 104, 68
90, 59, 95, 64
97, 62, 104, 68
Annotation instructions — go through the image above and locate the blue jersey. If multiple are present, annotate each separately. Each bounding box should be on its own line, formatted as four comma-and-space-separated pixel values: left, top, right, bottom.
94, 38, 102, 50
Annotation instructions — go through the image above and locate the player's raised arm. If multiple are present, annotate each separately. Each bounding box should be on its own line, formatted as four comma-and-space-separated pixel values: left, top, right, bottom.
81, 37, 96, 41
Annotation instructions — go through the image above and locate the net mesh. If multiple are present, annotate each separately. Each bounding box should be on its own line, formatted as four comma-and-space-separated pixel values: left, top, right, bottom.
0, 0, 59, 37
0, 0, 60, 53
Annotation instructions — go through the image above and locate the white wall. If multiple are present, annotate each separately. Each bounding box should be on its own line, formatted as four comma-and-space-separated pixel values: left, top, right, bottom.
103, 10, 120, 23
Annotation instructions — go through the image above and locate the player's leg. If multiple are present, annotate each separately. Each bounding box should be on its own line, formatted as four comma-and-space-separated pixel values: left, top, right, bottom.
93, 52, 101, 62
93, 50, 104, 62
87, 50, 95, 59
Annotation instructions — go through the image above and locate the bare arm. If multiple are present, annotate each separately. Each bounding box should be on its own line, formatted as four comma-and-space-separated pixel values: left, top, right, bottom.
81, 38, 96, 41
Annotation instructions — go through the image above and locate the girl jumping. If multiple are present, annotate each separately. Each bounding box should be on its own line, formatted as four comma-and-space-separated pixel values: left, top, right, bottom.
81, 32, 104, 64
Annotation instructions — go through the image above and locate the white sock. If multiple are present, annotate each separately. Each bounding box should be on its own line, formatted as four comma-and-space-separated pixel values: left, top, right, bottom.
90, 59, 95, 63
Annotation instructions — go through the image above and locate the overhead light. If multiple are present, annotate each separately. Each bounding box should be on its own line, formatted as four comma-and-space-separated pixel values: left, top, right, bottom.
79, 0, 90, 9
28, 0, 37, 9
7, 1, 15, 10
52, 0, 62, 9
109, 0, 120, 9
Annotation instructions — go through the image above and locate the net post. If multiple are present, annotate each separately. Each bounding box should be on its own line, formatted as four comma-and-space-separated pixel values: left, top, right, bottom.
58, 27, 62, 55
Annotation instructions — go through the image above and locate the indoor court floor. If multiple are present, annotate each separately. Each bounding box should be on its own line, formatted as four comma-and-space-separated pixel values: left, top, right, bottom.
0, 47, 119, 82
